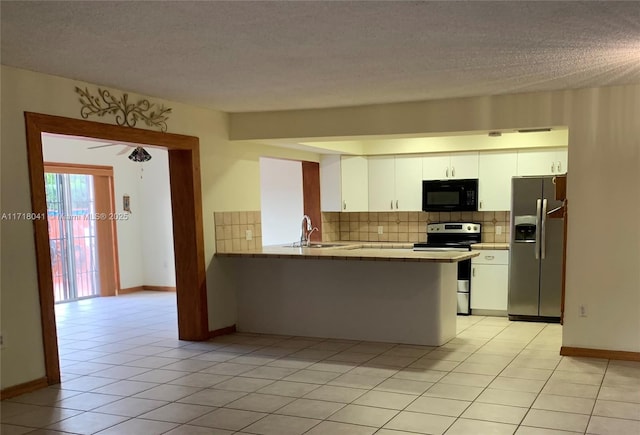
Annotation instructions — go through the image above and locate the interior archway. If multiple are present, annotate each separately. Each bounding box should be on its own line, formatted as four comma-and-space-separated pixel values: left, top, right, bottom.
25, 112, 208, 385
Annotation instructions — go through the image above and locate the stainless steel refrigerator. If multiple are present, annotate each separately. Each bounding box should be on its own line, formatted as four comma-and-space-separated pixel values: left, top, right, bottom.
508, 176, 563, 321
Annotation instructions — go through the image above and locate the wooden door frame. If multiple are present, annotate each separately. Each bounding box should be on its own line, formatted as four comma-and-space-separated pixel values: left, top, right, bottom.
25, 112, 209, 385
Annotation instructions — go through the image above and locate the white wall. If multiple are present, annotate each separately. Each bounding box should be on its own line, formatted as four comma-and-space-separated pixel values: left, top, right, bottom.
259, 158, 304, 246
140, 150, 176, 287
562, 86, 640, 352
42, 136, 175, 289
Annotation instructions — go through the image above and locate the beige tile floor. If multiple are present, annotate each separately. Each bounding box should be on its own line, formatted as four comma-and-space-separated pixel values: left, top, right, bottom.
2, 292, 639, 434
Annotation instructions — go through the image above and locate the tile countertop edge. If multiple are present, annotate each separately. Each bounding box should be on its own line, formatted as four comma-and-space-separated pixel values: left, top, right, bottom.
215, 243, 479, 263
470, 243, 510, 250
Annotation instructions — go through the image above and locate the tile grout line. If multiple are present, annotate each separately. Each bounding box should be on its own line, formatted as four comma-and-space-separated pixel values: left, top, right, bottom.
507, 323, 567, 434
11, 294, 638, 435
440, 318, 522, 433
583, 358, 610, 435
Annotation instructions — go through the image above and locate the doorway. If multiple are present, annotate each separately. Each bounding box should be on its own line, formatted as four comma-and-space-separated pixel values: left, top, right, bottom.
259, 157, 322, 246
25, 112, 208, 386
45, 163, 120, 302
46, 171, 100, 302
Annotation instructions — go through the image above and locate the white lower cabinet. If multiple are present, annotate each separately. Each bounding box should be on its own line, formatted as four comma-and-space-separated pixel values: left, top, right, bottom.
471, 250, 509, 315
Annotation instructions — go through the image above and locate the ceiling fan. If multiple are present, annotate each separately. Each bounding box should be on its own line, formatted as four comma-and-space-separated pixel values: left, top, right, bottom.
87, 143, 152, 162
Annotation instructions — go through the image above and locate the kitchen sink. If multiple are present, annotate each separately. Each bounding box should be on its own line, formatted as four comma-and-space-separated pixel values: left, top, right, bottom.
283, 243, 343, 248
306, 243, 342, 248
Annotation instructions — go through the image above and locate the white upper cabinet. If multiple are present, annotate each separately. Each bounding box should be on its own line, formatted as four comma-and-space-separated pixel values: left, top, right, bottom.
368, 155, 422, 211
421, 154, 450, 180
341, 156, 369, 211
368, 156, 396, 212
517, 148, 568, 176
321, 147, 565, 214
422, 152, 479, 180
320, 155, 368, 212
449, 153, 480, 179
394, 156, 423, 211
556, 150, 568, 175
478, 151, 518, 211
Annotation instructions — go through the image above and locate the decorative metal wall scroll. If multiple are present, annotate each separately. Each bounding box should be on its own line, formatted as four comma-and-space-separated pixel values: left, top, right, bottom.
75, 86, 172, 132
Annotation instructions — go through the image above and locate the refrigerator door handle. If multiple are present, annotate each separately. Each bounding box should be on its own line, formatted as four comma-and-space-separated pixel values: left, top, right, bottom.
541, 198, 548, 259
535, 199, 542, 260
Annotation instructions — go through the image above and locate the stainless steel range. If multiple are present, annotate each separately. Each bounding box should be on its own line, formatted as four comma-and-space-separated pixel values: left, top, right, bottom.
414, 222, 482, 315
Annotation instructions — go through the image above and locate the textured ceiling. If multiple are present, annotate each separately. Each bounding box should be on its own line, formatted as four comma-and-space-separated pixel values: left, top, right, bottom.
2, 1, 640, 112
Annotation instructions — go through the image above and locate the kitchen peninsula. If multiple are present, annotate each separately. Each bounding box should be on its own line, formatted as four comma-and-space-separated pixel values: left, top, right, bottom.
216, 244, 478, 346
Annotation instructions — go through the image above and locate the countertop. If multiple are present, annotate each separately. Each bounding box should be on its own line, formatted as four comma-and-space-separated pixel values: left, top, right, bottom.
471, 243, 510, 250
216, 242, 479, 263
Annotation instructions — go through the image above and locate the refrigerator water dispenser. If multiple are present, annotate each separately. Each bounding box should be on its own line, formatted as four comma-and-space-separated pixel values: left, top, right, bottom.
514, 215, 537, 242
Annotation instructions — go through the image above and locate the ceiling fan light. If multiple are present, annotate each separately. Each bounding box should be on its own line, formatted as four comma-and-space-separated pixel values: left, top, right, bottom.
128, 146, 152, 162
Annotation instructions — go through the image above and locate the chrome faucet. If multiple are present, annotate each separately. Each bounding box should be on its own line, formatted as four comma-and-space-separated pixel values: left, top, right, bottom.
300, 215, 317, 247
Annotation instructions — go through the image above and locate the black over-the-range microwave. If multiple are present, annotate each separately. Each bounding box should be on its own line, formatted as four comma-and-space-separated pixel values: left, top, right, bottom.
422, 179, 478, 212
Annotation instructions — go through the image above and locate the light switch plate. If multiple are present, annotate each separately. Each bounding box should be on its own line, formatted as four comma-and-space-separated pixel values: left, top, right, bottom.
496, 226, 502, 235
245, 230, 253, 241
377, 226, 384, 235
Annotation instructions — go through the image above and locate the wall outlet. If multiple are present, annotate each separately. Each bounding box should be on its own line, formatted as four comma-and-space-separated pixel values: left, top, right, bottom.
245, 230, 253, 241
377, 226, 384, 235
496, 225, 502, 235
579, 304, 587, 317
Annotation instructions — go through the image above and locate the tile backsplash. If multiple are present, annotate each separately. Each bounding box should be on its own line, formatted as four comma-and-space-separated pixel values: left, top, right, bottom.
214, 211, 262, 252
215, 210, 509, 250
322, 211, 510, 243
321, 212, 341, 242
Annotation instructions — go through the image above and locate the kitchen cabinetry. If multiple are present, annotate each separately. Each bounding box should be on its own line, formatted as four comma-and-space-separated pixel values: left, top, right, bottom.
368, 155, 422, 211
471, 249, 509, 315
478, 151, 518, 211
320, 155, 368, 212
422, 152, 478, 180
517, 148, 568, 176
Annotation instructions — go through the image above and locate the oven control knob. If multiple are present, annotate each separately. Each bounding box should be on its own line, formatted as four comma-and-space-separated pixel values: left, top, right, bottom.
473, 226, 478, 231
467, 225, 471, 230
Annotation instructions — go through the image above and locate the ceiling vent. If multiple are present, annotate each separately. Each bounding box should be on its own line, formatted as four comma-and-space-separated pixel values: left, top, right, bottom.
517, 128, 552, 133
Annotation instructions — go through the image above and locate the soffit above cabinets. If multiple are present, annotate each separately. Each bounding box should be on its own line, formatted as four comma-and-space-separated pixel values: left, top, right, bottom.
258, 128, 569, 156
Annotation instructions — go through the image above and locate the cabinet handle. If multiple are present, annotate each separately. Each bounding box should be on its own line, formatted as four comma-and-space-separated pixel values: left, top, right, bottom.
343, 200, 346, 210
451, 166, 455, 177
395, 200, 399, 209
485, 255, 495, 260
557, 161, 562, 172
445, 167, 449, 178
479, 200, 483, 209
390, 200, 393, 210
551, 162, 555, 173
472, 267, 475, 277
